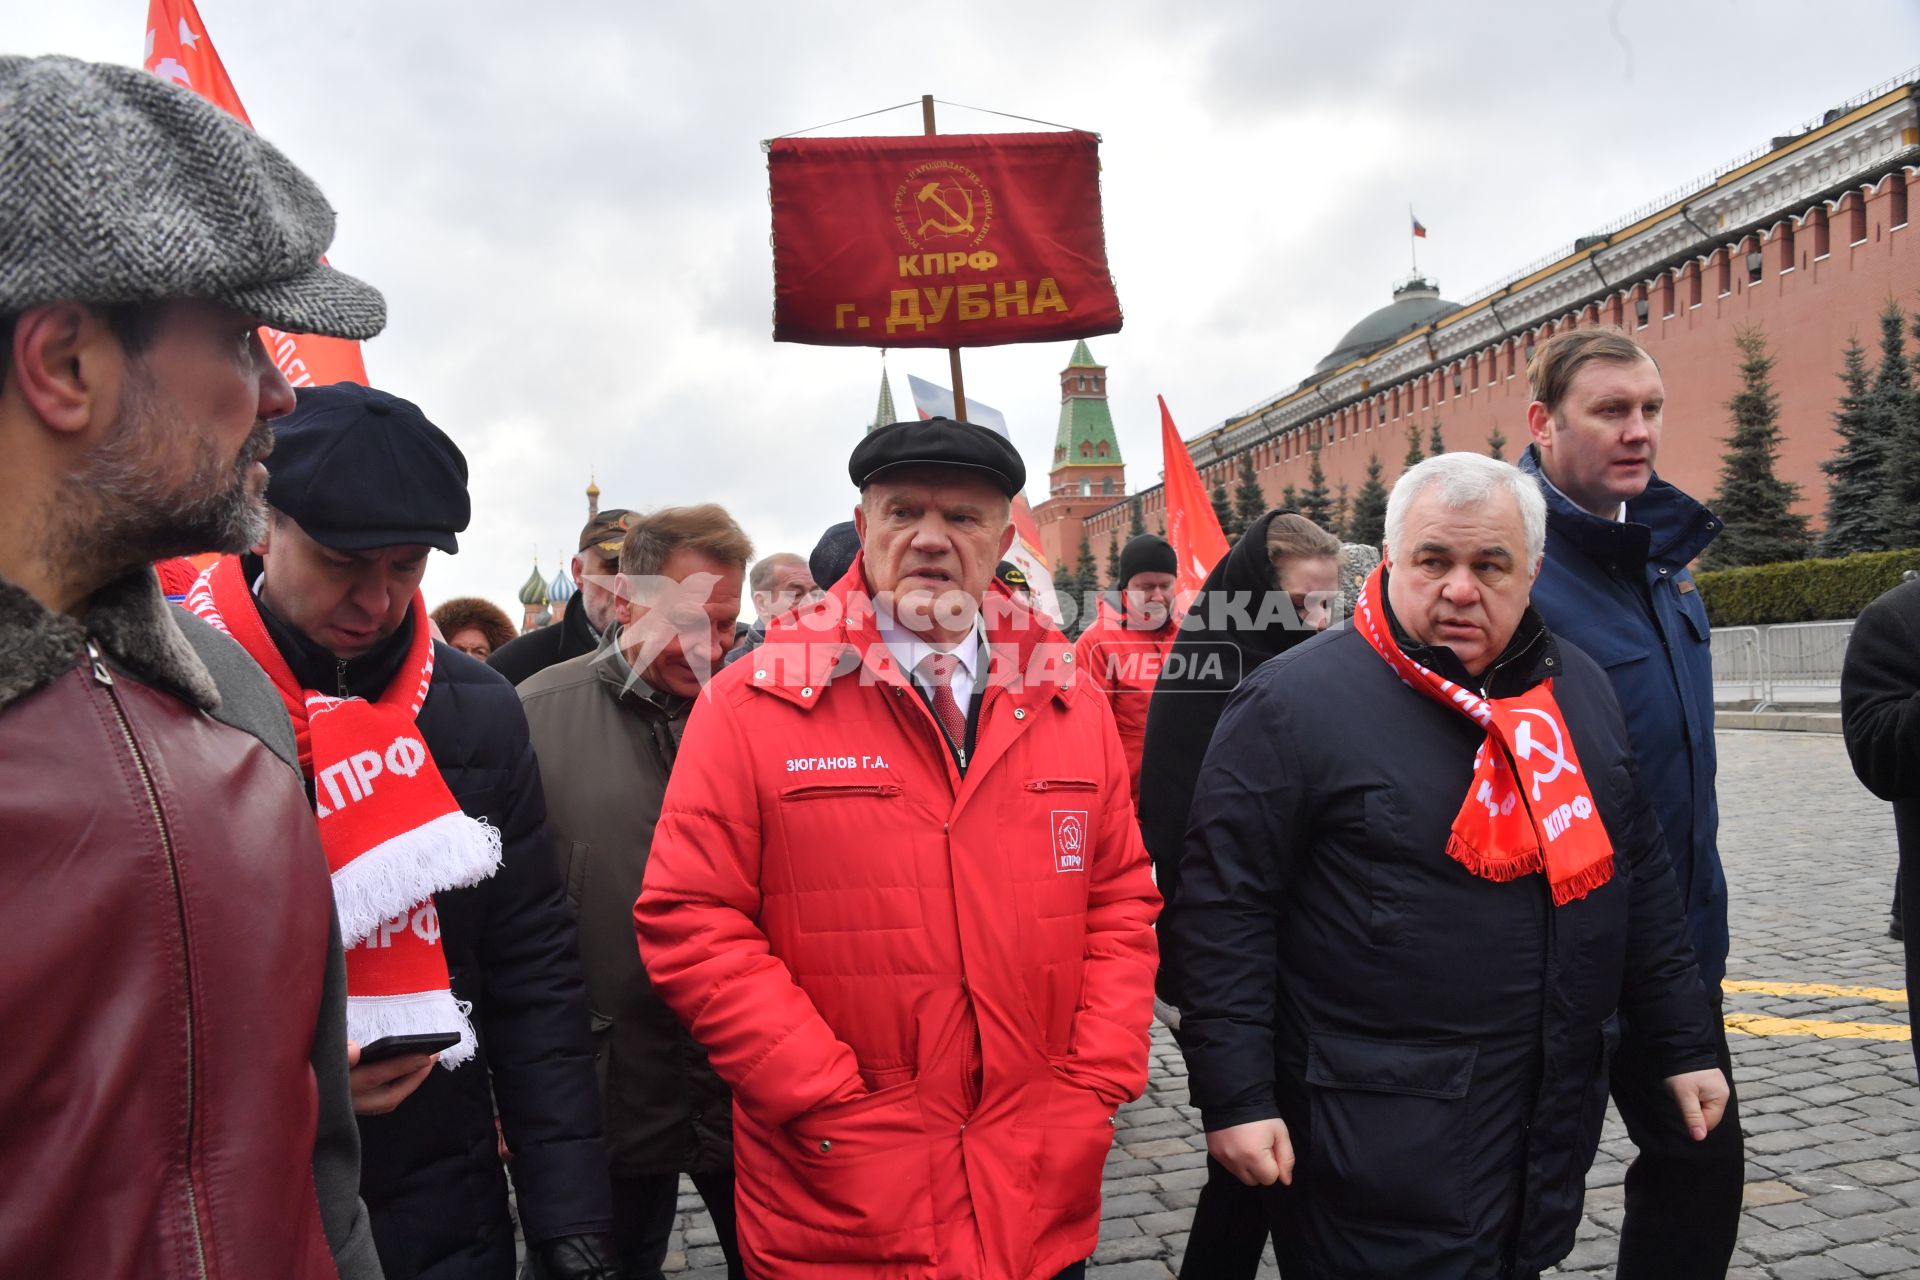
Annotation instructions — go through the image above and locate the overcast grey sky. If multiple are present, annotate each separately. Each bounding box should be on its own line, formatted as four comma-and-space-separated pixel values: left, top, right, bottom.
12, 2, 1920, 620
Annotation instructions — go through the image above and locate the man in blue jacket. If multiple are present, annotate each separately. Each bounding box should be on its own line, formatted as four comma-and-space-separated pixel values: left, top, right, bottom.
1519, 328, 1740, 1278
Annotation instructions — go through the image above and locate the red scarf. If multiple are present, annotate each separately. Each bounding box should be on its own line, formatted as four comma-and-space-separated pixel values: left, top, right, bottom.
188, 556, 501, 1064
1354, 565, 1613, 906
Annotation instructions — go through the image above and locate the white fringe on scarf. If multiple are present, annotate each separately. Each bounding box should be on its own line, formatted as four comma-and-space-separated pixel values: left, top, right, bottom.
348, 990, 479, 1069
332, 811, 503, 947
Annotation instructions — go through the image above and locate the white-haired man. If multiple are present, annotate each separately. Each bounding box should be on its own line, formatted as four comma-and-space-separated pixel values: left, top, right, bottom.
1171, 453, 1727, 1278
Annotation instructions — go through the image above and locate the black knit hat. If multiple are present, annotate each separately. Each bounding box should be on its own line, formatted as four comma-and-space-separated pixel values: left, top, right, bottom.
1118, 534, 1177, 586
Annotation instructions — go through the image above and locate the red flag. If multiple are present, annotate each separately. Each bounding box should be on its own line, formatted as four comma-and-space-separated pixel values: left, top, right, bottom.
1411, 212, 1429, 239
144, 0, 368, 388
769, 132, 1122, 348
1157, 396, 1230, 609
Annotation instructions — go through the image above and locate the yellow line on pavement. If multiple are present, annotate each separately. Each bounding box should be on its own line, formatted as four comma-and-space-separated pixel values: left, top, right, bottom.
1723, 980, 1908, 1003
1724, 1013, 1910, 1041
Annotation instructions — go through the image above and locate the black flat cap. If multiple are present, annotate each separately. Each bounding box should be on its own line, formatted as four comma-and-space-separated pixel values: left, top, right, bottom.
267, 383, 469, 553
849, 417, 1026, 497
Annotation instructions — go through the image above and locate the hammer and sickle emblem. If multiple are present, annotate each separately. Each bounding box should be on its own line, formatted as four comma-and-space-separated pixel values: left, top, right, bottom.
915, 182, 975, 237
1510, 708, 1577, 801
1057, 815, 1084, 854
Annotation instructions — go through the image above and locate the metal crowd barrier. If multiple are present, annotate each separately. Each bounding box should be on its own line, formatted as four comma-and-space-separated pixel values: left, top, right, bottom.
1710, 620, 1854, 709
1709, 626, 1765, 705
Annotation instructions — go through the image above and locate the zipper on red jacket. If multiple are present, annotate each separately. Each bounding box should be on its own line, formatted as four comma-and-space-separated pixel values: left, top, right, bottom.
89, 643, 210, 1280
782, 783, 904, 801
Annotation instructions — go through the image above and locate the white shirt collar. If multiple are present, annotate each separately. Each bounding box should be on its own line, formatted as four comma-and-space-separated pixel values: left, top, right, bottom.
875, 602, 985, 704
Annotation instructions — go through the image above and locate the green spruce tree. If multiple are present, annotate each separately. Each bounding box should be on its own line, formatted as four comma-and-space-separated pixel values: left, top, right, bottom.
1868, 299, 1918, 548
1128, 495, 1147, 538
1281, 484, 1299, 510
1428, 417, 1446, 456
1106, 535, 1122, 588
1820, 334, 1883, 556
1332, 479, 1351, 540
1210, 477, 1234, 538
1233, 451, 1267, 537
1404, 422, 1425, 473
1486, 426, 1507, 462
1702, 325, 1810, 569
1300, 445, 1333, 529
1888, 306, 1920, 550
1349, 453, 1389, 547
1063, 534, 1100, 637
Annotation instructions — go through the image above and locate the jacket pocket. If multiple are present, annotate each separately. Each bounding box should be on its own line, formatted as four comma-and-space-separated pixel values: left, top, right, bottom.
1580, 1012, 1623, 1148
1304, 1031, 1477, 1231
779, 782, 904, 801
1029, 1065, 1119, 1214
1576, 625, 1652, 671
564, 840, 590, 914
738, 1079, 935, 1265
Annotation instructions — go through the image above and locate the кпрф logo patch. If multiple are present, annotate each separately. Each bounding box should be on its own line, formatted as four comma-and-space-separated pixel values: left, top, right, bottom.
1052, 810, 1088, 873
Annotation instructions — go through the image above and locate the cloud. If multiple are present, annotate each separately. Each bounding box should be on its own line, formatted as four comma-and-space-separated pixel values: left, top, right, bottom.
8, 0, 1918, 624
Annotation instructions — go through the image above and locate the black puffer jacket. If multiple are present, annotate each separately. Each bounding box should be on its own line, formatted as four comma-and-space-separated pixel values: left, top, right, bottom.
1171, 589, 1716, 1278
1138, 509, 1318, 1007
253, 580, 613, 1280
1841, 577, 1920, 1079
488, 594, 598, 687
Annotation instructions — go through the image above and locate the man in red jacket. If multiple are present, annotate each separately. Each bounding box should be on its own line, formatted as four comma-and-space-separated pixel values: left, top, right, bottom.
1073, 534, 1179, 807
636, 418, 1162, 1280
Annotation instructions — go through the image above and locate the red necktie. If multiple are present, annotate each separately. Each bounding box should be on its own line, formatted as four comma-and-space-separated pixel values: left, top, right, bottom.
918, 652, 968, 750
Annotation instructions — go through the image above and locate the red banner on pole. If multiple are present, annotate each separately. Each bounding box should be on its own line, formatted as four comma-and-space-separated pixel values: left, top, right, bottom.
1158, 396, 1230, 608
769, 131, 1122, 348
144, 0, 369, 388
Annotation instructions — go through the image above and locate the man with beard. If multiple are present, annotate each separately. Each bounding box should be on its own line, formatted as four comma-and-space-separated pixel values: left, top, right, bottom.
0, 55, 383, 1277
490, 507, 635, 685
1073, 533, 1179, 808
186, 383, 619, 1280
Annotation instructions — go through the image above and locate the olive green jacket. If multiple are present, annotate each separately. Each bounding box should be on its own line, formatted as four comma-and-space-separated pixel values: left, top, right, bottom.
518, 635, 732, 1178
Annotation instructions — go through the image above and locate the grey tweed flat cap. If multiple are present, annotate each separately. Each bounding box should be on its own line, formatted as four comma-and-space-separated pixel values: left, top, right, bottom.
0, 55, 385, 338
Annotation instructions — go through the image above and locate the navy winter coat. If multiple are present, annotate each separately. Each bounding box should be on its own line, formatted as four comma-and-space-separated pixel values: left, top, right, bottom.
255, 585, 613, 1280
1517, 446, 1726, 988
1171, 598, 1716, 1278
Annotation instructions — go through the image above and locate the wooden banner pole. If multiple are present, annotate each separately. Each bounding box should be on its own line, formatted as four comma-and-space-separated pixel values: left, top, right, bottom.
922, 93, 970, 422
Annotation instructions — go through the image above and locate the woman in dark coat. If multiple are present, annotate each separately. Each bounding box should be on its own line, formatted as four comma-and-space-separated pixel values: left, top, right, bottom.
1137, 510, 1341, 1280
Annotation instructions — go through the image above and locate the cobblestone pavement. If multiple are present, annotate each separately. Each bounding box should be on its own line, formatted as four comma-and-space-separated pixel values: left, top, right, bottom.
660, 729, 1918, 1278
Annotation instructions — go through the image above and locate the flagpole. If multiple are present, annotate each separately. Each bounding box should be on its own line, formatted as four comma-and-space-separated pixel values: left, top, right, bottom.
1409, 203, 1417, 275
922, 94, 969, 423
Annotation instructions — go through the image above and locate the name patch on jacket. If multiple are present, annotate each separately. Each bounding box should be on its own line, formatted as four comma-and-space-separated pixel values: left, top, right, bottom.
1053, 810, 1088, 873
786, 753, 892, 773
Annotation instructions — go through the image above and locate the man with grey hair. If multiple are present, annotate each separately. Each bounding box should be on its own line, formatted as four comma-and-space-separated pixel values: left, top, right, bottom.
724, 550, 819, 666
0, 55, 382, 1276
636, 418, 1160, 1279
1172, 452, 1726, 1277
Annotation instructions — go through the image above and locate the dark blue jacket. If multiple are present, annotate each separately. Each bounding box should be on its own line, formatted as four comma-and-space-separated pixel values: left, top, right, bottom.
1171, 604, 1716, 1277
1518, 445, 1726, 989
